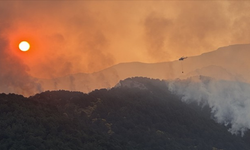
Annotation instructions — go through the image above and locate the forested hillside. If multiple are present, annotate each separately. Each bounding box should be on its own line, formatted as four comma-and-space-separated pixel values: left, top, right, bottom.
1, 77, 250, 150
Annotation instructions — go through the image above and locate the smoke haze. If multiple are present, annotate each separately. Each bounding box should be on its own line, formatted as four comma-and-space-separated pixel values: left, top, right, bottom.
1, 1, 250, 97
0, 1, 250, 79
0, 38, 42, 96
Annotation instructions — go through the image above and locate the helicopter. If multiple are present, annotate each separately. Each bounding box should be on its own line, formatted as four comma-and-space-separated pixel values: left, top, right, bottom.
179, 57, 188, 73
179, 56, 188, 61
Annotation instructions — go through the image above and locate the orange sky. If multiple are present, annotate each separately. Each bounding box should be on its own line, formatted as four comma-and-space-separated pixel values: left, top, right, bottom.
1, 1, 250, 79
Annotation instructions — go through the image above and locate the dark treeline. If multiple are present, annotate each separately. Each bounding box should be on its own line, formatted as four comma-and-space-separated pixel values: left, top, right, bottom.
1, 77, 250, 150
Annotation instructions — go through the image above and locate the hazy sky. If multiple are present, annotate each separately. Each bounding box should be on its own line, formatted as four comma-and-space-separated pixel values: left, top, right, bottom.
1, 1, 250, 78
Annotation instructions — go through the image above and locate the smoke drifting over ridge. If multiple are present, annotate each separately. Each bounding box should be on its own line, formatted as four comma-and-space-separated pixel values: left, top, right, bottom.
168, 76, 250, 136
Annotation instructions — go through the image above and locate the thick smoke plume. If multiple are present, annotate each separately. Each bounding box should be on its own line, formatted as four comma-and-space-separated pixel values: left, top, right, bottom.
168, 76, 250, 136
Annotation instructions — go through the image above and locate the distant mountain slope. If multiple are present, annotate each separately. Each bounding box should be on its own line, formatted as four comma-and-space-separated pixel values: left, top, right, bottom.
1, 77, 250, 150
38, 44, 250, 94
179, 65, 240, 81
182, 44, 250, 81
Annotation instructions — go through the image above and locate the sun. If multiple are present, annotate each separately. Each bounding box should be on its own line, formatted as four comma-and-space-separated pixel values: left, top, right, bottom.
19, 41, 30, 51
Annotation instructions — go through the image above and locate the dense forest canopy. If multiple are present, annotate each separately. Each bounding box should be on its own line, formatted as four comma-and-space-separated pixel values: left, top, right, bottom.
1, 77, 250, 150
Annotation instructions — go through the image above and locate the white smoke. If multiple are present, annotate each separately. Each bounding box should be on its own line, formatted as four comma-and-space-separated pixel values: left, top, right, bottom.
168, 76, 250, 136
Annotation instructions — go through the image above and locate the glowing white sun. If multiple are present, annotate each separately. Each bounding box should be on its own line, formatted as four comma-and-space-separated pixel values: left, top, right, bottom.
19, 41, 30, 51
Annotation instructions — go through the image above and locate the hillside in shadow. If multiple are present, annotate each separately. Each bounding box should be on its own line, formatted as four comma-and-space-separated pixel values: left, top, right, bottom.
1, 77, 250, 150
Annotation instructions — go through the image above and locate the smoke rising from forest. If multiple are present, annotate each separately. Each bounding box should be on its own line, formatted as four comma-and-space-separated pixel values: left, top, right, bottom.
168, 76, 250, 136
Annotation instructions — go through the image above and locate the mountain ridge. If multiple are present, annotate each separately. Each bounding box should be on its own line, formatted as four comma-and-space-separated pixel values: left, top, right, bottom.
36, 43, 250, 95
